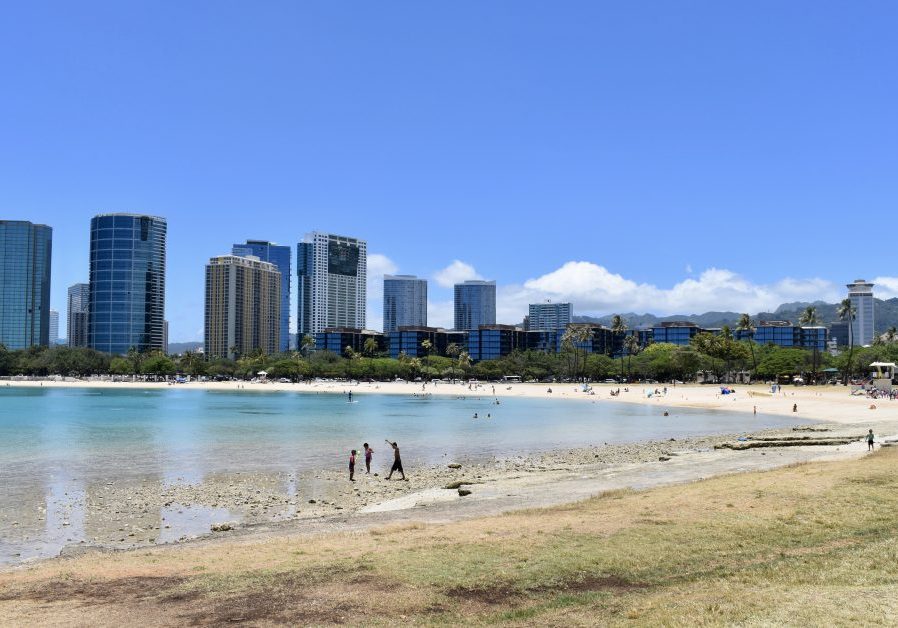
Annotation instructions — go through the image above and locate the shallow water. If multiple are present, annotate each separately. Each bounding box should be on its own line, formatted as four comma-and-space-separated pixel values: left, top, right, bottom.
0, 385, 808, 565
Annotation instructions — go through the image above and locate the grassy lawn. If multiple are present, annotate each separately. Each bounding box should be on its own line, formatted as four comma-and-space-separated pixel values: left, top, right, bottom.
2, 448, 898, 626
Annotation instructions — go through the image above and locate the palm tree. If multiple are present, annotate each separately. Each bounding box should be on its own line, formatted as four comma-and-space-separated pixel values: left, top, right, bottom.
561, 324, 592, 381
623, 334, 640, 381
300, 334, 315, 357
420, 339, 433, 356
886, 326, 898, 344
837, 298, 856, 383
610, 315, 627, 381
445, 342, 461, 358
736, 314, 757, 373
362, 337, 378, 357
798, 306, 820, 384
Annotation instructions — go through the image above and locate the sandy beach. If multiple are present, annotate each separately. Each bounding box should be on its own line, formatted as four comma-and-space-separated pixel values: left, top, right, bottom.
2, 379, 897, 572
8, 376, 896, 424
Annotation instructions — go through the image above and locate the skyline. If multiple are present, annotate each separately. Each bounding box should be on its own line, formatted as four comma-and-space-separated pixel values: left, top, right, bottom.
1, 2, 896, 341
7, 211, 898, 342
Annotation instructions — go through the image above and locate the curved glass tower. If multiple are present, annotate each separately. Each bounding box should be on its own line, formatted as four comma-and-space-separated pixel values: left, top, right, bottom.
88, 214, 166, 355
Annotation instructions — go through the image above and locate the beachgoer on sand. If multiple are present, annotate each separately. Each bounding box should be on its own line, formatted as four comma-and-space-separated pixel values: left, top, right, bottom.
349, 449, 357, 481
364, 442, 373, 473
385, 440, 406, 480
867, 429, 875, 451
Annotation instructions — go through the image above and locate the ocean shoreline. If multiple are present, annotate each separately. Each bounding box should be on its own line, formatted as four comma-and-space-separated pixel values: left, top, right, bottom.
2, 380, 897, 571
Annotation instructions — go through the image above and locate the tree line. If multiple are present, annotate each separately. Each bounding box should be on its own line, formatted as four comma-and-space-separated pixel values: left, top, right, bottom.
3, 334, 898, 383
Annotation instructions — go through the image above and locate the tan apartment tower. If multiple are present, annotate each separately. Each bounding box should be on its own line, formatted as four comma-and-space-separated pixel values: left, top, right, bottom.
205, 255, 281, 360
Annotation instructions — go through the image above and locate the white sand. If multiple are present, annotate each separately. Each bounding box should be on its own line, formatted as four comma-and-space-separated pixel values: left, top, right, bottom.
7, 377, 895, 425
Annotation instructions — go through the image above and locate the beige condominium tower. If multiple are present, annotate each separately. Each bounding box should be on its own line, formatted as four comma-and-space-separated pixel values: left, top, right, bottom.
204, 255, 281, 360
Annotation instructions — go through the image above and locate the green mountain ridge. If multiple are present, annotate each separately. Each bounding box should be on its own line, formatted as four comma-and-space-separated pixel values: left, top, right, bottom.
573, 298, 898, 332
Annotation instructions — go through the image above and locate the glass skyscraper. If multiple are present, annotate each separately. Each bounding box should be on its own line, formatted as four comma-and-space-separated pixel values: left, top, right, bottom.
232, 240, 291, 352
67, 282, 90, 347
88, 213, 166, 355
0, 220, 52, 349
453, 280, 496, 331
383, 275, 427, 333
297, 232, 367, 336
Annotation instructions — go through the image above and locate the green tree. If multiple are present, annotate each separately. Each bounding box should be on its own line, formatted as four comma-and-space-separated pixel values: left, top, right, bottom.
623, 334, 640, 381
301, 334, 316, 357
736, 313, 757, 372
141, 353, 176, 377
610, 315, 627, 381
561, 324, 591, 381
837, 298, 856, 382
798, 306, 821, 384
362, 337, 379, 357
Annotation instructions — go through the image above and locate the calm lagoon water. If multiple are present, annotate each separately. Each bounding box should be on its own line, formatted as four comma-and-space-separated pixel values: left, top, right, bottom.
0, 386, 808, 482
0, 386, 811, 565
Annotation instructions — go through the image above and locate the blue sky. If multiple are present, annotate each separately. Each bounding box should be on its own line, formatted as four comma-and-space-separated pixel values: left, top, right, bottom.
2, 1, 896, 341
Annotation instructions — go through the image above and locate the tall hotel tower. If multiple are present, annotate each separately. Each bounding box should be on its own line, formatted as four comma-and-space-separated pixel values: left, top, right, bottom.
205, 255, 281, 360
232, 240, 291, 352
847, 279, 875, 347
88, 214, 166, 355
454, 280, 496, 331
67, 283, 90, 347
297, 232, 367, 336
0, 220, 52, 349
383, 275, 427, 333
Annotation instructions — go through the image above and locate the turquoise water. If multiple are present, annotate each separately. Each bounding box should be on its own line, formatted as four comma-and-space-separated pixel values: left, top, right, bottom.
0, 386, 811, 565
0, 386, 807, 482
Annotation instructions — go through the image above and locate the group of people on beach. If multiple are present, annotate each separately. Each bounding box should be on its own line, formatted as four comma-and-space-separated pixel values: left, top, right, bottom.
349, 440, 406, 482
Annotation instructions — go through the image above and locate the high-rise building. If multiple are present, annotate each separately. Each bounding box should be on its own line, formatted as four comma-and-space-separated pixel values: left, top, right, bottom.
205, 255, 281, 360
0, 220, 52, 349
453, 280, 496, 331
232, 240, 291, 352
383, 275, 427, 333
88, 214, 166, 355
297, 232, 367, 336
67, 283, 90, 348
847, 279, 875, 346
48, 310, 59, 345
163, 320, 169, 355
528, 302, 572, 330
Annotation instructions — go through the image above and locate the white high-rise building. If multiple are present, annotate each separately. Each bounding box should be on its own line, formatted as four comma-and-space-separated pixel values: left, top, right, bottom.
297, 232, 367, 335
528, 302, 573, 330
847, 279, 875, 346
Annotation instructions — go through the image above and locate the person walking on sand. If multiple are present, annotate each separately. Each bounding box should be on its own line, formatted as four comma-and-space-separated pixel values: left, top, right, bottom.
867, 429, 875, 451
385, 440, 406, 480
349, 449, 357, 481
363, 442, 373, 473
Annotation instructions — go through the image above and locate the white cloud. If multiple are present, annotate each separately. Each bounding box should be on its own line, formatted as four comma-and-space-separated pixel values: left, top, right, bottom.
872, 276, 898, 300
365, 253, 399, 331
427, 299, 455, 329
434, 260, 483, 288
493, 261, 843, 325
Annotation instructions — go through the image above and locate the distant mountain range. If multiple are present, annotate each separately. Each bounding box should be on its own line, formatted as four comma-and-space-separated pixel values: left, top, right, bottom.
169, 299, 898, 353
573, 298, 898, 331
167, 341, 203, 355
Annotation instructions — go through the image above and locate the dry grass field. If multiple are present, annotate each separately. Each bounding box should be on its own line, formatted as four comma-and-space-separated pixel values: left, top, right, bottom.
2, 447, 897, 626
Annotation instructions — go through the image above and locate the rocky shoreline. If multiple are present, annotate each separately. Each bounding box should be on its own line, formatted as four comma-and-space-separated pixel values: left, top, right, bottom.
2, 420, 876, 568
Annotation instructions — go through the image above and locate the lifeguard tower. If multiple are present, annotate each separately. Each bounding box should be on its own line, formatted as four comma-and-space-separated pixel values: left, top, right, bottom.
869, 362, 895, 392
